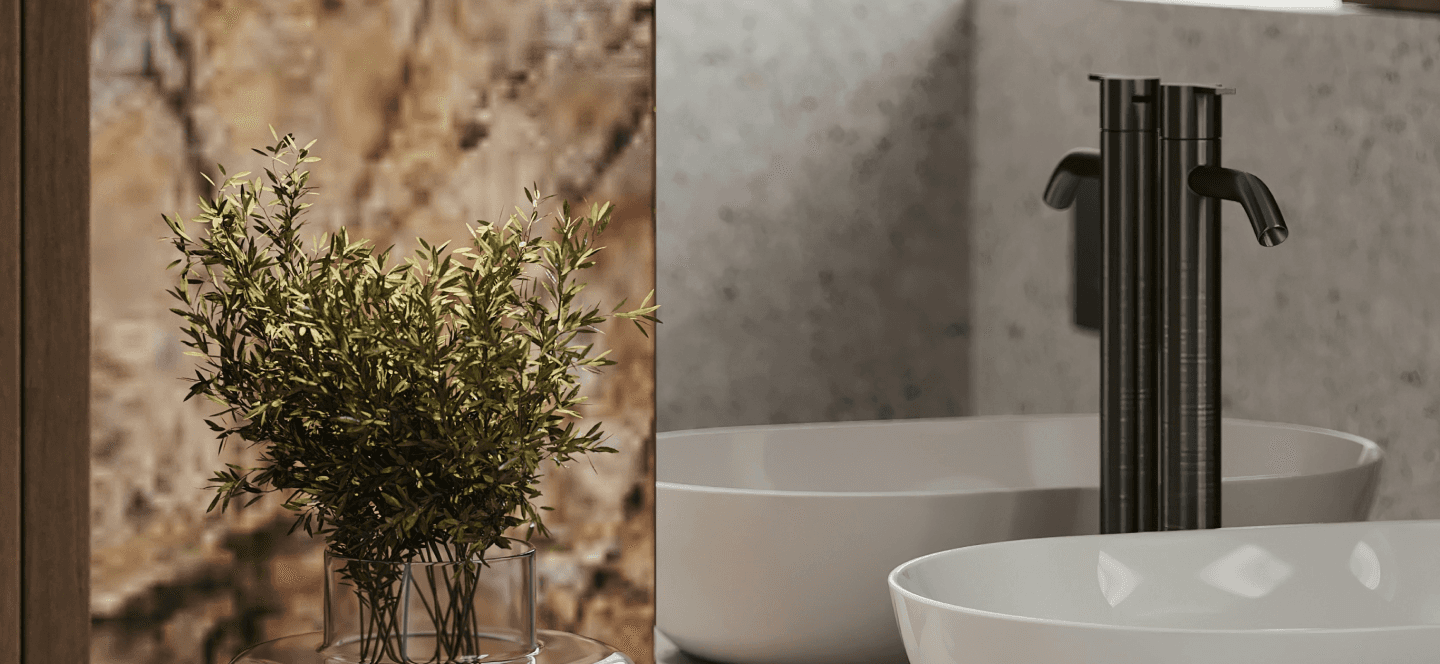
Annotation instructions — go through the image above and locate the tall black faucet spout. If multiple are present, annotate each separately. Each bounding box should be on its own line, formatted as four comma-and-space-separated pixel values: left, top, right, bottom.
1188, 165, 1289, 247
1043, 148, 1102, 210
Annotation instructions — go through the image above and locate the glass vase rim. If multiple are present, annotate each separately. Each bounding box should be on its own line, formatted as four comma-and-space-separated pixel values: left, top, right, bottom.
323, 539, 536, 565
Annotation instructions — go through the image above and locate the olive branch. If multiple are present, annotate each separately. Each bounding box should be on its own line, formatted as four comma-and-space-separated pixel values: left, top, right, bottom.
164, 128, 658, 567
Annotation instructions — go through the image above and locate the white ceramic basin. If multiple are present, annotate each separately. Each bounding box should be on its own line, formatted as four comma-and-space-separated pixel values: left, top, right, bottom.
889, 519, 1440, 664
657, 414, 1382, 664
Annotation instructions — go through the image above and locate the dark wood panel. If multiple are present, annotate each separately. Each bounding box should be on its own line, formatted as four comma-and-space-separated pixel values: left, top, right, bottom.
20, 0, 89, 661
0, 0, 22, 660
1345, 0, 1440, 12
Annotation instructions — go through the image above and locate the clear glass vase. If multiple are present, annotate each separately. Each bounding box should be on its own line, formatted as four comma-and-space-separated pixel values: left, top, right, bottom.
230, 542, 632, 664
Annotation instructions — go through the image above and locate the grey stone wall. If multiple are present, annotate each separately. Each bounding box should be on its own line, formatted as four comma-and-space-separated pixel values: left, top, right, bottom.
656, 0, 976, 431
89, 1, 655, 662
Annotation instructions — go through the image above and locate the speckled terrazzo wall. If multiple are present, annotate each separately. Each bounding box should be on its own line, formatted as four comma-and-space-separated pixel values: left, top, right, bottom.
89, 1, 655, 662
656, 0, 975, 432
967, 0, 1440, 520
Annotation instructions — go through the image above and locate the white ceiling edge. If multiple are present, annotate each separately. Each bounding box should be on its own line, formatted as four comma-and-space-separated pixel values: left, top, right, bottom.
1108, 0, 1362, 14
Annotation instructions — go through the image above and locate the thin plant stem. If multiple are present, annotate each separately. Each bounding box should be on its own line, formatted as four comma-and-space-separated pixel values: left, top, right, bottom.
401, 561, 413, 661
414, 565, 444, 661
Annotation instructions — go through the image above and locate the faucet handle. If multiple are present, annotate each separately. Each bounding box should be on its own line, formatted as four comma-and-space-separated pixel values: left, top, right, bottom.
1089, 74, 1161, 131
1043, 148, 1102, 210
1161, 83, 1233, 140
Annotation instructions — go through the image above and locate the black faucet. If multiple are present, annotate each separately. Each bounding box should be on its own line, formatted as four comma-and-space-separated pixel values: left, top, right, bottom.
1044, 76, 1288, 534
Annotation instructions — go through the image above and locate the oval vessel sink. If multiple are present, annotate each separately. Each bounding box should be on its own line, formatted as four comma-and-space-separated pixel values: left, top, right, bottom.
889, 520, 1440, 664
657, 414, 1382, 664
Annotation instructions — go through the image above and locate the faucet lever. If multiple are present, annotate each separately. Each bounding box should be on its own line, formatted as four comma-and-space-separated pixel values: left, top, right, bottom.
1187, 165, 1289, 247
1043, 148, 1102, 210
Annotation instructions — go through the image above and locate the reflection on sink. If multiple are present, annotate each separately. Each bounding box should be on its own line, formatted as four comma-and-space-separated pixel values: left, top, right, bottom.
657, 414, 1382, 664
889, 520, 1440, 664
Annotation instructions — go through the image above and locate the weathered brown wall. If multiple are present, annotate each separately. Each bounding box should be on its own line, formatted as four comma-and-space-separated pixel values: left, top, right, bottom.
88, 1, 655, 662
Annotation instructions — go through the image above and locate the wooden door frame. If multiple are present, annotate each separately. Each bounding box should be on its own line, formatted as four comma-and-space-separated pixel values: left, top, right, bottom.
0, 0, 90, 662
0, 0, 20, 657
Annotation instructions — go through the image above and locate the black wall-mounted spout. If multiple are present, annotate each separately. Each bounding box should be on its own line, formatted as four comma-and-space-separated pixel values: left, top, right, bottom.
1043, 148, 1101, 209
1188, 165, 1289, 247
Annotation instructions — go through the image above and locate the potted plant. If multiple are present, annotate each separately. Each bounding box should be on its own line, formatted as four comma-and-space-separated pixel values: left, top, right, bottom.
164, 129, 657, 664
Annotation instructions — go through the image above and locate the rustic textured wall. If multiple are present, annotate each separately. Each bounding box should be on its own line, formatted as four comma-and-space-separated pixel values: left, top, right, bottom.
88, 1, 655, 662
967, 0, 1440, 521
655, 0, 974, 432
